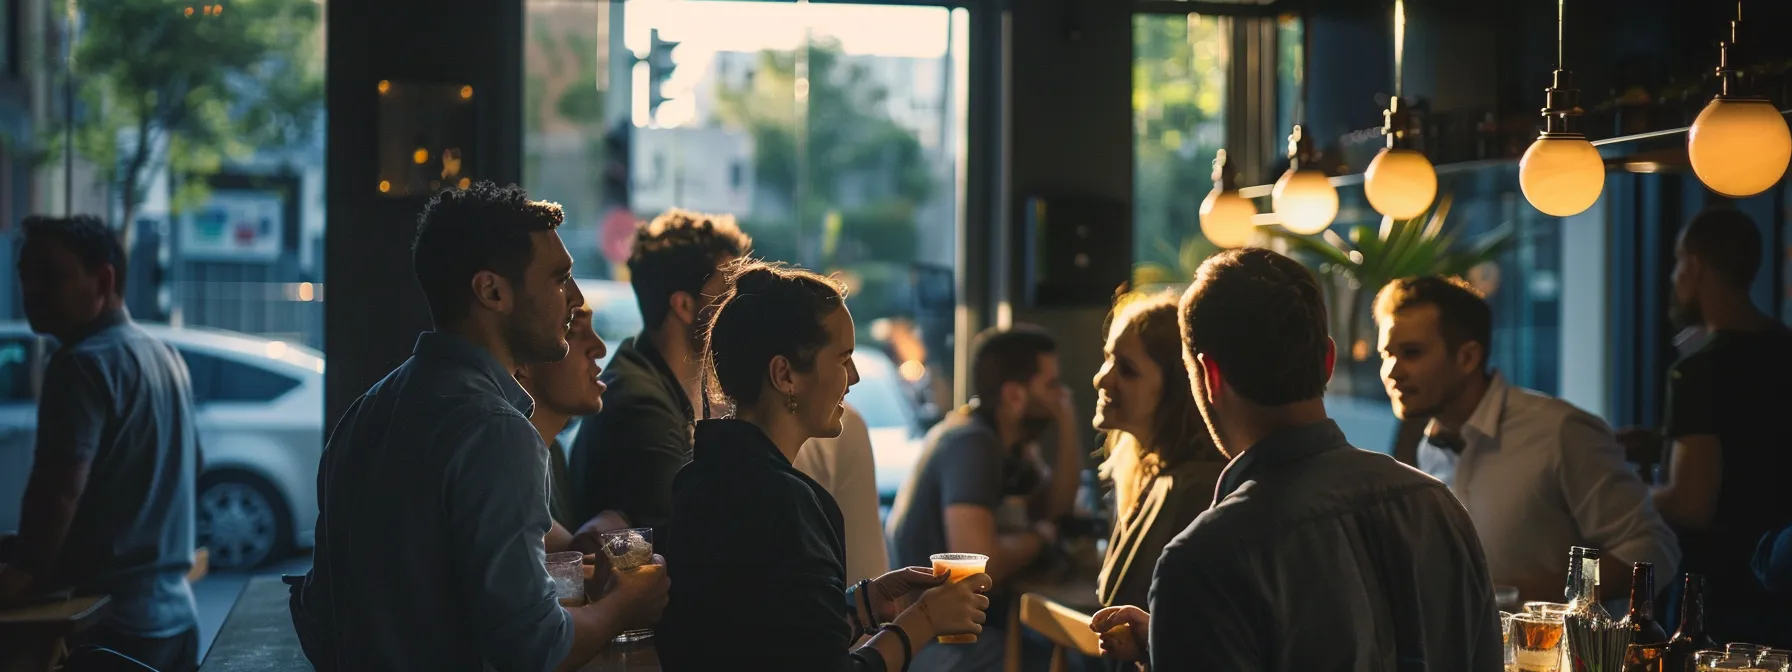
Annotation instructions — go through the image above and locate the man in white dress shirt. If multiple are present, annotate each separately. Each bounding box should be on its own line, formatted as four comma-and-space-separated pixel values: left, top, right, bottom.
793, 402, 891, 585
1375, 276, 1679, 604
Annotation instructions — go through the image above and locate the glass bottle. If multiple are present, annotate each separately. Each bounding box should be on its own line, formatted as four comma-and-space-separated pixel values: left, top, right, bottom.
1562, 546, 1614, 672
1665, 574, 1718, 672
1623, 562, 1668, 645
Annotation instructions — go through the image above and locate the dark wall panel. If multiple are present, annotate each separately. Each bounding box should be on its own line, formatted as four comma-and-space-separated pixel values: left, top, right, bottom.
325, 0, 524, 425
1005, 0, 1132, 445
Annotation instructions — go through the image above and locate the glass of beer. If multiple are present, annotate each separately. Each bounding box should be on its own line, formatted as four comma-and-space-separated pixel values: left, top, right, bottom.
929, 553, 989, 644
545, 551, 587, 608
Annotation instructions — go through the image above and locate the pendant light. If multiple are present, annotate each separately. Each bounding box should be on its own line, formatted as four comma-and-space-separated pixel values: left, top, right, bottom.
1200, 149, 1258, 249
1519, 0, 1604, 217
1687, 1, 1790, 198
1363, 0, 1437, 220
1272, 126, 1339, 235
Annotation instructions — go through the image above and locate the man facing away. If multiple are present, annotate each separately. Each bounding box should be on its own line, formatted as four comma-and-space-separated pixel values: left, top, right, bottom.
1375, 276, 1679, 605
1092, 248, 1501, 671
1647, 208, 1792, 643
569, 209, 750, 534
0, 216, 200, 671
887, 325, 1083, 671
291, 183, 667, 671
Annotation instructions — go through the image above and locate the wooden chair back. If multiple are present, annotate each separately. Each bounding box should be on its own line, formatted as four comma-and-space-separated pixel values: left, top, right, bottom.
1019, 593, 1103, 672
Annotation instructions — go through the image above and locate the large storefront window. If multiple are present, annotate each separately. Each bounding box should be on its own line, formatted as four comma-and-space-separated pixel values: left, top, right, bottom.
1131, 13, 1228, 274
525, 0, 969, 496
0, 0, 327, 590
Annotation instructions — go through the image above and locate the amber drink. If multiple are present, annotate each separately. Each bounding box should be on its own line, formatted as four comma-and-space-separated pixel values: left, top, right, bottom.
929, 553, 988, 644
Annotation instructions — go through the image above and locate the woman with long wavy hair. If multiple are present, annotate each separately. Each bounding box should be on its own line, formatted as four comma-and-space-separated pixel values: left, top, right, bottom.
1093, 292, 1226, 617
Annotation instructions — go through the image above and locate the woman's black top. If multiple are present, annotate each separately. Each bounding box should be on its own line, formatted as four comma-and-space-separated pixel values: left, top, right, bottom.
656, 419, 889, 671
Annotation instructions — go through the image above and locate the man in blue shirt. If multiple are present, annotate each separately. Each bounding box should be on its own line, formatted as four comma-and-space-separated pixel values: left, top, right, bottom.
1092, 248, 1501, 671
0, 215, 201, 671
291, 183, 668, 671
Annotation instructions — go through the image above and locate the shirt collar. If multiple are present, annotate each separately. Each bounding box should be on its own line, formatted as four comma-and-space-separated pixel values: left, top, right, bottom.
412, 331, 534, 417
626, 336, 695, 420
1214, 419, 1351, 504
57, 307, 131, 347
1462, 371, 1509, 443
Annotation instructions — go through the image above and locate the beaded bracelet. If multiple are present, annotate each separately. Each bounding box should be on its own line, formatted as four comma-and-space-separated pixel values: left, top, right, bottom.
856, 579, 877, 635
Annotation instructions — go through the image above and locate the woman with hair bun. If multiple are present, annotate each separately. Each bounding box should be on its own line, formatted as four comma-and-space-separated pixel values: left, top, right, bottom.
657, 260, 991, 671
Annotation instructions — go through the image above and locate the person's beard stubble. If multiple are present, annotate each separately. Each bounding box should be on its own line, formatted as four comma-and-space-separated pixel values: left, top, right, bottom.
509, 287, 571, 366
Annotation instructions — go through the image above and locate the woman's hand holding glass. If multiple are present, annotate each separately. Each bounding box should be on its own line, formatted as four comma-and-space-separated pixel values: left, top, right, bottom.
867, 566, 946, 622
897, 571, 993, 640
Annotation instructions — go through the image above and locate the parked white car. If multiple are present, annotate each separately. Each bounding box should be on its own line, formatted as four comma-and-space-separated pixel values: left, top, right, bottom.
0, 322, 324, 571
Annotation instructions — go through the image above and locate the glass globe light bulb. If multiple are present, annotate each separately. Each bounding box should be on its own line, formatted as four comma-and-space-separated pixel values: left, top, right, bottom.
1271, 168, 1339, 235
1199, 188, 1258, 249
1688, 98, 1792, 198
1519, 135, 1604, 217
1363, 148, 1438, 220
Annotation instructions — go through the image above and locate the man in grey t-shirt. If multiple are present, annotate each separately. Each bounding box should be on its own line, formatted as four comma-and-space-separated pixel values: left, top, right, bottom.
886, 326, 1083, 671
0, 216, 200, 671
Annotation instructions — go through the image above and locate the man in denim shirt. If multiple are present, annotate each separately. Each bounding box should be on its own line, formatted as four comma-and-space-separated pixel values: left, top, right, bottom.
291, 183, 667, 671
0, 216, 200, 671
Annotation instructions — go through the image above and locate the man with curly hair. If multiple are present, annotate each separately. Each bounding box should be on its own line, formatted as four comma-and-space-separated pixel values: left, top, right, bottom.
569, 208, 751, 536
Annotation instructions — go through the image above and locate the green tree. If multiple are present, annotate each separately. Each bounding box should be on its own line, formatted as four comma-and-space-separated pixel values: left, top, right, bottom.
1133, 14, 1229, 273
713, 39, 934, 280
49, 0, 322, 238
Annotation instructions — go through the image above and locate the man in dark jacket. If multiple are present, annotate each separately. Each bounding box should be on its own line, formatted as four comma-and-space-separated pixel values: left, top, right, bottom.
1092, 248, 1502, 671
568, 209, 750, 533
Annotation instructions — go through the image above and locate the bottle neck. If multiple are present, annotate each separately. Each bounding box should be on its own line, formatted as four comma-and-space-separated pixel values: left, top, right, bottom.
1570, 553, 1600, 607
1627, 566, 1655, 620
1677, 580, 1706, 635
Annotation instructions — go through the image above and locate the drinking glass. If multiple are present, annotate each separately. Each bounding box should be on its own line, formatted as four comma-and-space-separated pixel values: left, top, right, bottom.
1510, 612, 1564, 672
599, 528, 655, 570
1731, 645, 1767, 660
929, 553, 989, 644
545, 551, 588, 608
599, 528, 656, 642
1756, 651, 1790, 672
1525, 602, 1571, 616
1696, 650, 1753, 672
1500, 612, 1516, 669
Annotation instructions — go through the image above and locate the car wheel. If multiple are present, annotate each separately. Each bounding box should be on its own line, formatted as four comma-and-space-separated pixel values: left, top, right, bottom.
197, 471, 293, 571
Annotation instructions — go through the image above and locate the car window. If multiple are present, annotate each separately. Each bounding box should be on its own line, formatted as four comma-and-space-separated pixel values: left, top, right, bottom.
0, 337, 38, 403
177, 348, 301, 404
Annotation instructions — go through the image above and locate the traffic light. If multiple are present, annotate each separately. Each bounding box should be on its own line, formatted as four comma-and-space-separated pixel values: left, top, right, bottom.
647, 29, 678, 120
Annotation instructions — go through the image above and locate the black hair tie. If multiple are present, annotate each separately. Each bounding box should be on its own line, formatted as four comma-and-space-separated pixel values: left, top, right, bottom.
879, 623, 913, 672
